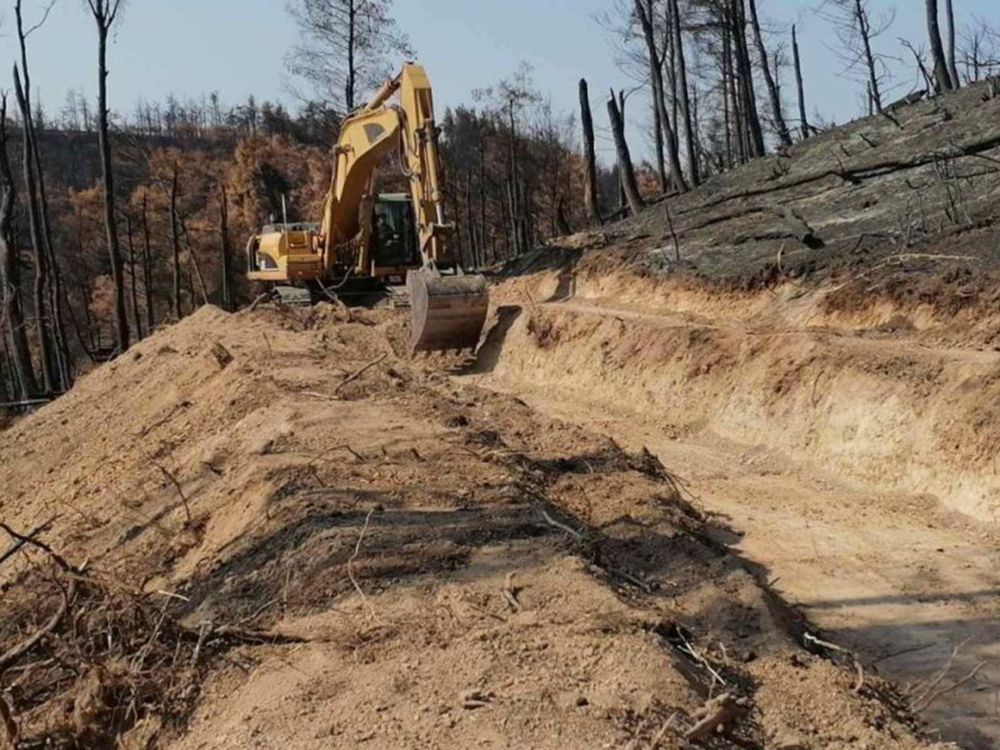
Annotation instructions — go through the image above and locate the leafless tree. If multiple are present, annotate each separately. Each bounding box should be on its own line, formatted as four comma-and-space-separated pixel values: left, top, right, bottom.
945, 0, 959, 88
959, 16, 1000, 83
925, 0, 956, 93
818, 0, 895, 113
607, 90, 643, 217
169, 163, 182, 319
792, 24, 810, 139
0, 95, 38, 399
669, 0, 700, 184
747, 0, 792, 146
219, 182, 234, 313
286, 0, 413, 111
578, 79, 601, 223
633, 0, 689, 192
85, 0, 130, 353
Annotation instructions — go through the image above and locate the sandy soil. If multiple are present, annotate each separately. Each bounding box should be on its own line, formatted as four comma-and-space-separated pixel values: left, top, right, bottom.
0, 302, 937, 749
469, 260, 1000, 749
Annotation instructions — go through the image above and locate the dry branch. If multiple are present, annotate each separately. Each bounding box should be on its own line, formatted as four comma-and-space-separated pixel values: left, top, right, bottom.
0, 576, 76, 672
0, 695, 16, 748
0, 522, 73, 573
0, 518, 54, 569
334, 352, 390, 395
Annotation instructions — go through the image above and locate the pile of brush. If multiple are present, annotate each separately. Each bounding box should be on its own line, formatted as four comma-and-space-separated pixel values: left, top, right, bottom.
0, 527, 206, 748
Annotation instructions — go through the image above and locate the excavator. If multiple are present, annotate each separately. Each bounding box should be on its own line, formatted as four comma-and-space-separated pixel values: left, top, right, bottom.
246, 63, 489, 353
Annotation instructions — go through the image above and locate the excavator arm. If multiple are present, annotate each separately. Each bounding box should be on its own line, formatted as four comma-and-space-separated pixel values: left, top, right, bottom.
321, 64, 454, 271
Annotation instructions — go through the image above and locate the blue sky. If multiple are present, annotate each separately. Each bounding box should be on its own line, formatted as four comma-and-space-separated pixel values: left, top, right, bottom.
1, 0, 995, 161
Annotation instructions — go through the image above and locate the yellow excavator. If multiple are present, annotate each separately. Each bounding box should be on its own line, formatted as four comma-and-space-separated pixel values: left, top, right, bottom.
246, 63, 489, 352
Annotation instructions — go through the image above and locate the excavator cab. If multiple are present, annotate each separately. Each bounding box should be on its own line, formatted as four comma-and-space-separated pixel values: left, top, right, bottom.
371, 195, 420, 270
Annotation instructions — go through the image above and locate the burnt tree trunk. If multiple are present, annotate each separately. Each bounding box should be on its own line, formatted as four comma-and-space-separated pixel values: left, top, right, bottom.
945, 0, 960, 88
141, 190, 155, 331
345, 0, 357, 110
792, 25, 810, 139
926, 0, 955, 93
670, 0, 700, 185
0, 95, 37, 399
87, 0, 129, 352
12, 68, 54, 394
747, 0, 792, 147
125, 215, 142, 340
169, 164, 182, 319
578, 79, 601, 223
219, 183, 233, 312
607, 90, 643, 218
854, 0, 884, 111
731, 0, 766, 158
634, 0, 688, 192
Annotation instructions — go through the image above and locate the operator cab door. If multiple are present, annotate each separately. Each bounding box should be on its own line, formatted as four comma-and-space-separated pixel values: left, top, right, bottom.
371, 194, 420, 275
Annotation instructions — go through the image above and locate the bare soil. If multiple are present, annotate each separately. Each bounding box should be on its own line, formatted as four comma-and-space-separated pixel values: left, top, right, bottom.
474, 256, 1000, 749
0, 302, 939, 749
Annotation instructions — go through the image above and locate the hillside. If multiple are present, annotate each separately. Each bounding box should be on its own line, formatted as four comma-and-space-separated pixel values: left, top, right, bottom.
5, 60, 1000, 750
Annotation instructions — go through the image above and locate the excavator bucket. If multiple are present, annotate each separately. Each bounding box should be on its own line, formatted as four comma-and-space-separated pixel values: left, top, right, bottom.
408, 268, 490, 353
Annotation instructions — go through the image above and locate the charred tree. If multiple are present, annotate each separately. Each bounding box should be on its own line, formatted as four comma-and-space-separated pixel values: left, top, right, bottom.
140, 189, 155, 332
578, 79, 601, 223
670, 0, 700, 185
925, 0, 955, 93
607, 90, 643, 217
747, 0, 792, 147
731, 0, 766, 157
634, 0, 688, 192
0, 95, 37, 399
219, 183, 233, 312
12, 68, 54, 394
169, 164, 182, 319
86, 0, 130, 353
945, 0, 960, 88
125, 215, 142, 340
792, 25, 810, 139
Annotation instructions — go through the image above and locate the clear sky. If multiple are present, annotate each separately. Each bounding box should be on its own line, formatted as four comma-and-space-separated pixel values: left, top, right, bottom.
0, 0, 995, 161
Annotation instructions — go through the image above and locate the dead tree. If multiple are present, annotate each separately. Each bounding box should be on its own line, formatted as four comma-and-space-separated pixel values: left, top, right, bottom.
169, 163, 182, 319
607, 90, 643, 217
945, 0, 959, 87
578, 79, 601, 223
140, 188, 155, 331
792, 25, 810, 139
670, 0, 700, 185
0, 95, 38, 399
634, 0, 688, 192
730, 0, 766, 157
124, 214, 142, 340
219, 183, 233, 312
925, 0, 955, 92
12, 68, 55, 394
86, 0, 129, 352
14, 2, 71, 390
819, 0, 893, 114
747, 0, 792, 147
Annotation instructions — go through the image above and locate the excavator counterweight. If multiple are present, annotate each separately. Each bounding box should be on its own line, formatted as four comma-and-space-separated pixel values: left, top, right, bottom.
246, 63, 489, 354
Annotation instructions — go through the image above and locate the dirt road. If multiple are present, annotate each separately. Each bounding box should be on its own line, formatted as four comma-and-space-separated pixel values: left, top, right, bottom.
469, 288, 1000, 750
